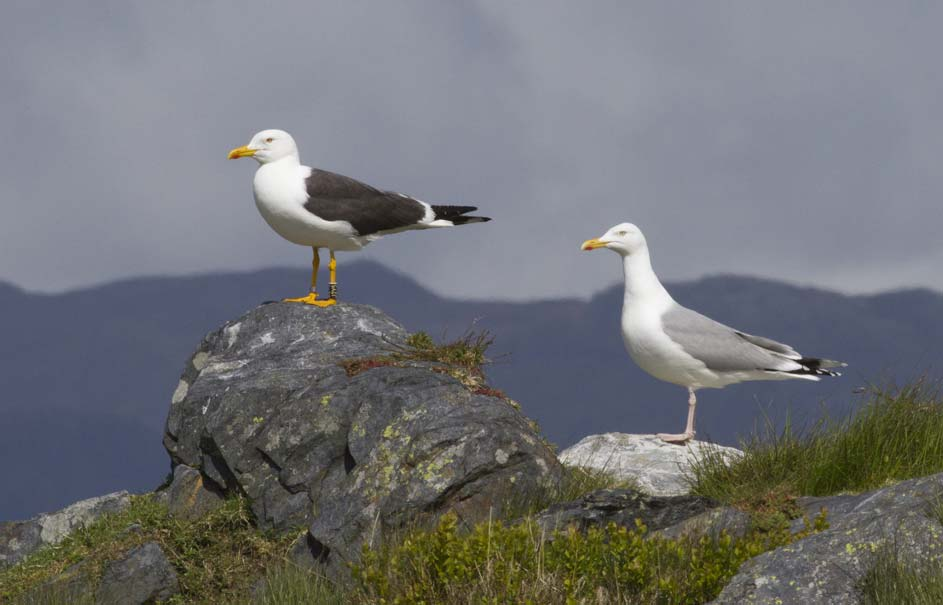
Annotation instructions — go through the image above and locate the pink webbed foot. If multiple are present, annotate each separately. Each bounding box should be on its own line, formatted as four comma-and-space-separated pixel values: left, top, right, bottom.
656, 431, 696, 445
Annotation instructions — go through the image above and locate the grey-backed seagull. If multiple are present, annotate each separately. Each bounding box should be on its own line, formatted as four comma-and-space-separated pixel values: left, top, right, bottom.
229, 129, 490, 306
581, 223, 845, 444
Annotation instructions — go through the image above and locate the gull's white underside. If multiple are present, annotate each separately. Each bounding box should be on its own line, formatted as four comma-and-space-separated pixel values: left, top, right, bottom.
618, 249, 820, 390
252, 160, 445, 251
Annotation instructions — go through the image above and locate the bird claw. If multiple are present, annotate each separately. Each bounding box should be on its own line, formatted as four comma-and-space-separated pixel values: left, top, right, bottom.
282, 293, 337, 307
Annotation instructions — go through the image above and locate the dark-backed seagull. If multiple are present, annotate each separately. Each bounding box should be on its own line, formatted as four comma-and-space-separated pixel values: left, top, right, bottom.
581, 223, 845, 444
228, 129, 490, 306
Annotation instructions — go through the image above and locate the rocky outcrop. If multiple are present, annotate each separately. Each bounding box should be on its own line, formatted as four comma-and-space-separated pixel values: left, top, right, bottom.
25, 541, 181, 604
0, 491, 130, 567
96, 542, 180, 604
713, 473, 943, 604
656, 505, 752, 541
158, 464, 225, 520
163, 302, 562, 575
535, 488, 716, 534
559, 433, 743, 496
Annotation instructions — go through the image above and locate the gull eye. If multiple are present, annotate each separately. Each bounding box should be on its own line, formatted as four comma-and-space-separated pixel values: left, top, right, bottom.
265, 137, 274, 143
617, 230, 628, 236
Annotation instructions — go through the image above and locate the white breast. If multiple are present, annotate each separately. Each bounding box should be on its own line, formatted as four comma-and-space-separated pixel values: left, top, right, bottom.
621, 298, 718, 388
252, 163, 363, 250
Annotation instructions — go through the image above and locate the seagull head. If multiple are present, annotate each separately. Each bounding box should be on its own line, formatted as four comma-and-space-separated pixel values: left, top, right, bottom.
581, 222, 648, 256
228, 129, 299, 164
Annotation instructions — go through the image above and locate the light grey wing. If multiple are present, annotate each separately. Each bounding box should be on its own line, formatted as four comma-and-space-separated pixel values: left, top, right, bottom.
661, 305, 799, 373
734, 331, 800, 359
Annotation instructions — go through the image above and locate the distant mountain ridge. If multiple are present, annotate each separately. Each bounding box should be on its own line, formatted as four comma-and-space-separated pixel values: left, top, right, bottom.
2, 262, 941, 520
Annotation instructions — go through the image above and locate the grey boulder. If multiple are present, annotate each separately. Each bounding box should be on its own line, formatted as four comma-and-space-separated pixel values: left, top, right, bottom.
163, 302, 562, 575
535, 488, 716, 534
96, 542, 180, 605
162, 464, 225, 520
655, 505, 752, 541
559, 433, 743, 496
713, 473, 943, 604
0, 491, 130, 567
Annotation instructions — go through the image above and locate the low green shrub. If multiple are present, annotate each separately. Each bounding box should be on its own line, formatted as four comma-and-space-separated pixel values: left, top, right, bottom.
352, 510, 827, 605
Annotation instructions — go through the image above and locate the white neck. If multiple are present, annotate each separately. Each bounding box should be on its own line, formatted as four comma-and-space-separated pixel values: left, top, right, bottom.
621, 248, 673, 308
260, 153, 301, 169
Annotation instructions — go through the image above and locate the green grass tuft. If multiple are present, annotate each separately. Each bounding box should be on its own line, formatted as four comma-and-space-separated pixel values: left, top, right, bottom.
0, 495, 302, 604
926, 494, 943, 528
689, 382, 943, 508
9, 582, 95, 605
860, 546, 943, 605
403, 330, 494, 370
246, 563, 346, 605
340, 330, 499, 395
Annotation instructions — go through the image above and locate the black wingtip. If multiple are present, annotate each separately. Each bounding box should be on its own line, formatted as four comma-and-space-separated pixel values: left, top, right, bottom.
448, 215, 491, 225
785, 356, 845, 377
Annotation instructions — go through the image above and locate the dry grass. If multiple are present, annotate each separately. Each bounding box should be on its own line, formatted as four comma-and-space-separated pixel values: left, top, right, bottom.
340, 330, 497, 392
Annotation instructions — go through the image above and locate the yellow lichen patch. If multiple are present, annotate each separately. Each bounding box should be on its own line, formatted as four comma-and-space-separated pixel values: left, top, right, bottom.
320, 394, 333, 407
846, 540, 882, 557
418, 454, 455, 484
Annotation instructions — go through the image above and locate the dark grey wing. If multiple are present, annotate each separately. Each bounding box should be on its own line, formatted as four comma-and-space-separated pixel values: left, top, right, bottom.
304, 169, 426, 236
661, 305, 798, 373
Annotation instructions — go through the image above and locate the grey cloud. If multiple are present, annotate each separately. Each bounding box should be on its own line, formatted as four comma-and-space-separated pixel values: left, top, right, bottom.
2, 2, 941, 300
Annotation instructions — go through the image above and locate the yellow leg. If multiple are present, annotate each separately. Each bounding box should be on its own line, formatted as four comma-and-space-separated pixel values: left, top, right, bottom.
328, 250, 338, 300
283, 247, 336, 307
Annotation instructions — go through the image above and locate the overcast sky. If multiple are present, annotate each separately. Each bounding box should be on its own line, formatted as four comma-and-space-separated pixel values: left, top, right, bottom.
2, 2, 942, 301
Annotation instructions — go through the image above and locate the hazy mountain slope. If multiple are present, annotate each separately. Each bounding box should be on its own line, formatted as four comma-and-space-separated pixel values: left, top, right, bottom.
1, 262, 941, 520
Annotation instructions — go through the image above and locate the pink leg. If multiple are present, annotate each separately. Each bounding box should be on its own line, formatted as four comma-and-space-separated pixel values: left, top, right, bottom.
657, 388, 697, 445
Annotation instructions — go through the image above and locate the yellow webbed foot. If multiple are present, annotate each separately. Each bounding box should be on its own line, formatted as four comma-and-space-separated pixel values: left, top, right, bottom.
282, 293, 337, 307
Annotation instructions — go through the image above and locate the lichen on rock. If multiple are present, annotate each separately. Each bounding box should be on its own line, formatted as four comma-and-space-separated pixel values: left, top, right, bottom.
162, 302, 562, 576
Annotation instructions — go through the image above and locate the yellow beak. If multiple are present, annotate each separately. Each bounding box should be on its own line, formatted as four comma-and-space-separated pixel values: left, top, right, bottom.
227, 145, 256, 160
581, 238, 608, 251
